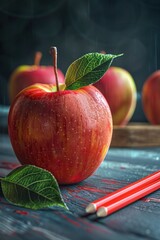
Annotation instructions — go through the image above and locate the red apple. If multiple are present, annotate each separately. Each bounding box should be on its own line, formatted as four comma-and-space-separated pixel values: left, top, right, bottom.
8, 52, 65, 103
8, 83, 112, 184
93, 67, 137, 125
142, 70, 160, 124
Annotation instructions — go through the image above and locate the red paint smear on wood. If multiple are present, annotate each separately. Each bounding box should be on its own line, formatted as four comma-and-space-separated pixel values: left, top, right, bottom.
31, 214, 40, 219
78, 218, 109, 234
101, 178, 122, 185
64, 189, 91, 203
0, 161, 20, 170
58, 212, 81, 227
73, 194, 88, 203
75, 199, 87, 207
66, 188, 81, 194
15, 210, 28, 215
63, 193, 87, 205
142, 197, 160, 203
0, 198, 13, 206
66, 185, 108, 194
77, 186, 108, 194
120, 166, 126, 170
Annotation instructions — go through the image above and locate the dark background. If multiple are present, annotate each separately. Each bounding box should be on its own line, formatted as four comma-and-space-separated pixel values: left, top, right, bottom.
0, 0, 160, 122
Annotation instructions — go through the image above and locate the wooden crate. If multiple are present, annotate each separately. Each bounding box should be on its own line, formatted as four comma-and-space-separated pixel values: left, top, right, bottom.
110, 123, 160, 147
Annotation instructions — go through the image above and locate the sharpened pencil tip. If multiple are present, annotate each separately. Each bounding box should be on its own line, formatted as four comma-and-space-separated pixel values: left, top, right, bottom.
85, 203, 97, 213
97, 207, 108, 217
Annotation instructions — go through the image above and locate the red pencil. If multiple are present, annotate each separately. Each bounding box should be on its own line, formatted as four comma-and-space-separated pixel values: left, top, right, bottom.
97, 180, 160, 217
85, 170, 160, 213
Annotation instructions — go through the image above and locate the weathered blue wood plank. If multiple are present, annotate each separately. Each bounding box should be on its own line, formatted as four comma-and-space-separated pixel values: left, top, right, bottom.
0, 135, 160, 240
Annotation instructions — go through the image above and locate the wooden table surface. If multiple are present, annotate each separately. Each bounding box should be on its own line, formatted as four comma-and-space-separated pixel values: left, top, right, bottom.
0, 134, 160, 240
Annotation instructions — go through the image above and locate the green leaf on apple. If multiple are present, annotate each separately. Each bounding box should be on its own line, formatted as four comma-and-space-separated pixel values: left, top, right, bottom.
0, 165, 68, 210
65, 52, 123, 90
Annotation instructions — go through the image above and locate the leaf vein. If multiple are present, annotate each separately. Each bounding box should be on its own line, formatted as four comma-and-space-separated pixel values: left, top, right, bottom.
26, 178, 51, 187
2, 179, 59, 203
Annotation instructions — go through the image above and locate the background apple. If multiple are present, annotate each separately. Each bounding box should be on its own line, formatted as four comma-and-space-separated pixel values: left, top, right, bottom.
8, 83, 113, 184
8, 52, 65, 103
93, 67, 137, 125
142, 70, 160, 124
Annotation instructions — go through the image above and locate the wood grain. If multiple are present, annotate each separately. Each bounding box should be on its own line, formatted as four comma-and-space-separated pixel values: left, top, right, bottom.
111, 123, 160, 147
0, 135, 160, 240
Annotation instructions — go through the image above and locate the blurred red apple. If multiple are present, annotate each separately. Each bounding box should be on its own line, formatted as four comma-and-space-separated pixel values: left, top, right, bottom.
93, 67, 137, 125
8, 52, 65, 103
142, 70, 160, 124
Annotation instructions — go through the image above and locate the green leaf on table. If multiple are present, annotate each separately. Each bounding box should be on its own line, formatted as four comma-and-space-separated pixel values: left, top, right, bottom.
65, 52, 123, 90
0, 165, 68, 210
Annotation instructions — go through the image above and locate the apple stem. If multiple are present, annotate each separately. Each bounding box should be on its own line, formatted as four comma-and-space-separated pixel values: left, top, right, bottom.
50, 47, 59, 92
34, 51, 42, 66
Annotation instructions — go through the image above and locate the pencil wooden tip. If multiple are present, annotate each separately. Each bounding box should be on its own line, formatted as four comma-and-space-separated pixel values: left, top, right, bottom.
85, 203, 96, 214
97, 207, 108, 217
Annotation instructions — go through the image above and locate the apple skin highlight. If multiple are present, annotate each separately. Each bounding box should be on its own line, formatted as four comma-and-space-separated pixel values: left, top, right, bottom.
8, 84, 113, 184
